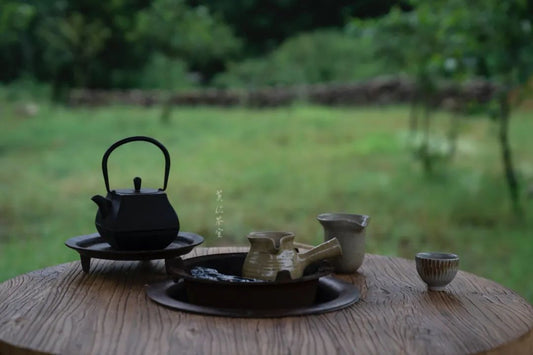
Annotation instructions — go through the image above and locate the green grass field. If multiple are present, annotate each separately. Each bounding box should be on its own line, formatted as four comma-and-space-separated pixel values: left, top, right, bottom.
1, 102, 532, 301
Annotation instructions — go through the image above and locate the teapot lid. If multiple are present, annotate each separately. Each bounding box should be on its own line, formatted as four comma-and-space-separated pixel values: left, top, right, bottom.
111, 177, 164, 195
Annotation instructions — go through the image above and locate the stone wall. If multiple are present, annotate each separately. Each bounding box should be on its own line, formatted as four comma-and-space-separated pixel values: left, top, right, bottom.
68, 77, 498, 109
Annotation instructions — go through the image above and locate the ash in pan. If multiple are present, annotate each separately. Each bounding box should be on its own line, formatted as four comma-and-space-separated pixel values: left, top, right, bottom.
190, 266, 261, 283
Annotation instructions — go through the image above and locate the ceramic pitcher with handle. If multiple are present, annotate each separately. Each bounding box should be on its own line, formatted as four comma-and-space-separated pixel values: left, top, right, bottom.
242, 231, 342, 281
317, 213, 370, 273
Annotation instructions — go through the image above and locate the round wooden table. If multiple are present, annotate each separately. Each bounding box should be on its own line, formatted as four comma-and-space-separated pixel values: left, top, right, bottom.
0, 247, 532, 354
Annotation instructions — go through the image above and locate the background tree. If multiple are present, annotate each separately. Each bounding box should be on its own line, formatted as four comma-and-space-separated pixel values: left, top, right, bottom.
354, 0, 533, 211
0, 1, 37, 81
37, 13, 111, 97
0, 0, 411, 89
132, 0, 242, 121
0, 0, 154, 97
351, 4, 455, 175
214, 29, 389, 88
454, 0, 533, 213
133, 0, 241, 83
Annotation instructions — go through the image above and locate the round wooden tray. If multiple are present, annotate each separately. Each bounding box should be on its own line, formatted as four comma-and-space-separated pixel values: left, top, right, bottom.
146, 276, 360, 318
65, 231, 204, 273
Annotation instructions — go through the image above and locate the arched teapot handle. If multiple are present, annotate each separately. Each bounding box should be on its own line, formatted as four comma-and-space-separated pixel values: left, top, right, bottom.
101, 136, 171, 193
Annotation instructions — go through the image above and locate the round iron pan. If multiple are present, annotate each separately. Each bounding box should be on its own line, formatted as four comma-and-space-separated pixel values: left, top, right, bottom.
146, 276, 360, 318
65, 232, 204, 273
164, 252, 345, 310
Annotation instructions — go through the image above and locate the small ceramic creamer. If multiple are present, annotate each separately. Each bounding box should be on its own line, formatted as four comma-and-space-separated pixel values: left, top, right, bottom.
242, 231, 342, 281
317, 213, 370, 273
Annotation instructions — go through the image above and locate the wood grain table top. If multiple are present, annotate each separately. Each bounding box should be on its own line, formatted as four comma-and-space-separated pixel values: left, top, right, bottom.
0, 246, 532, 355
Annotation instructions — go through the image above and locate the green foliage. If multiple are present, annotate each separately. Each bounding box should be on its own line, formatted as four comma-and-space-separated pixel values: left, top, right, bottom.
136, 53, 198, 90
351, 0, 533, 202
350, 2, 471, 84
37, 13, 111, 87
0, 0, 243, 90
3, 0, 530, 92
450, 0, 533, 86
0, 0, 155, 90
0, 1, 35, 43
0, 75, 51, 102
0, 0, 409, 89
187, 0, 409, 56
349, 4, 457, 175
133, 0, 242, 81
106, 52, 200, 90
214, 29, 390, 88
0, 1, 37, 81
411, 0, 533, 211
352, 0, 533, 93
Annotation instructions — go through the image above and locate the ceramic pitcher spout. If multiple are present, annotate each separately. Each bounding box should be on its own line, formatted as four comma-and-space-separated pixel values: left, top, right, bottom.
317, 213, 369, 231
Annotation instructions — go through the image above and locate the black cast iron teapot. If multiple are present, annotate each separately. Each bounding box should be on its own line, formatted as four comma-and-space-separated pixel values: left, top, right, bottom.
91, 136, 180, 250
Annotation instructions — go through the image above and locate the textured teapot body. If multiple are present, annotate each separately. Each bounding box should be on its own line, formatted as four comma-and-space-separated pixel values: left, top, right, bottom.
93, 187, 179, 250
242, 231, 342, 281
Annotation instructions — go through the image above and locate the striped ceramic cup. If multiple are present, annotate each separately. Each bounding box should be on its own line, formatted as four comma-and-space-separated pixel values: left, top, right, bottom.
415, 252, 459, 291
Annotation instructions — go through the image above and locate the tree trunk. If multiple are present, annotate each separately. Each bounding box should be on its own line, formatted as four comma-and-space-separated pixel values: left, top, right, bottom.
160, 96, 173, 124
498, 92, 522, 214
409, 91, 419, 136
421, 101, 432, 175
160, 60, 174, 124
447, 112, 460, 159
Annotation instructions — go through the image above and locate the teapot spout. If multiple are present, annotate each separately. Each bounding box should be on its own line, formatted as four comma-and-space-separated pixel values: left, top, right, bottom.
91, 195, 112, 218
298, 238, 342, 269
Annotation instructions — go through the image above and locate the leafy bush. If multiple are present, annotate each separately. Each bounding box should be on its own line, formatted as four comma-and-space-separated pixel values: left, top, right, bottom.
0, 76, 51, 102
110, 53, 199, 91
187, 0, 407, 56
214, 29, 390, 88
0, 0, 243, 93
133, 0, 243, 82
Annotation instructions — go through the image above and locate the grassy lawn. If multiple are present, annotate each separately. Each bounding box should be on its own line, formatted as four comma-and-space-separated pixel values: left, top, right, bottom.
1, 102, 532, 301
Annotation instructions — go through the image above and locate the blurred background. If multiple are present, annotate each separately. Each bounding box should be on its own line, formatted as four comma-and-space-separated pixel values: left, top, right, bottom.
1, 0, 532, 301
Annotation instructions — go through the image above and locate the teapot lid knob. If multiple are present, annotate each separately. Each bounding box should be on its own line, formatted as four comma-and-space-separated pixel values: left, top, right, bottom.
133, 177, 142, 192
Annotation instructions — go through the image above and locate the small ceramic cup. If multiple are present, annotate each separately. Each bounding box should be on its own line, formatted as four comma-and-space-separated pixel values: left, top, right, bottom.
415, 252, 459, 291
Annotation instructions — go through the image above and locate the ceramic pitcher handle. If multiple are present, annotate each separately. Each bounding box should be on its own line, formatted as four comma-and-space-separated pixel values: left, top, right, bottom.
101, 136, 171, 193
300, 238, 343, 265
